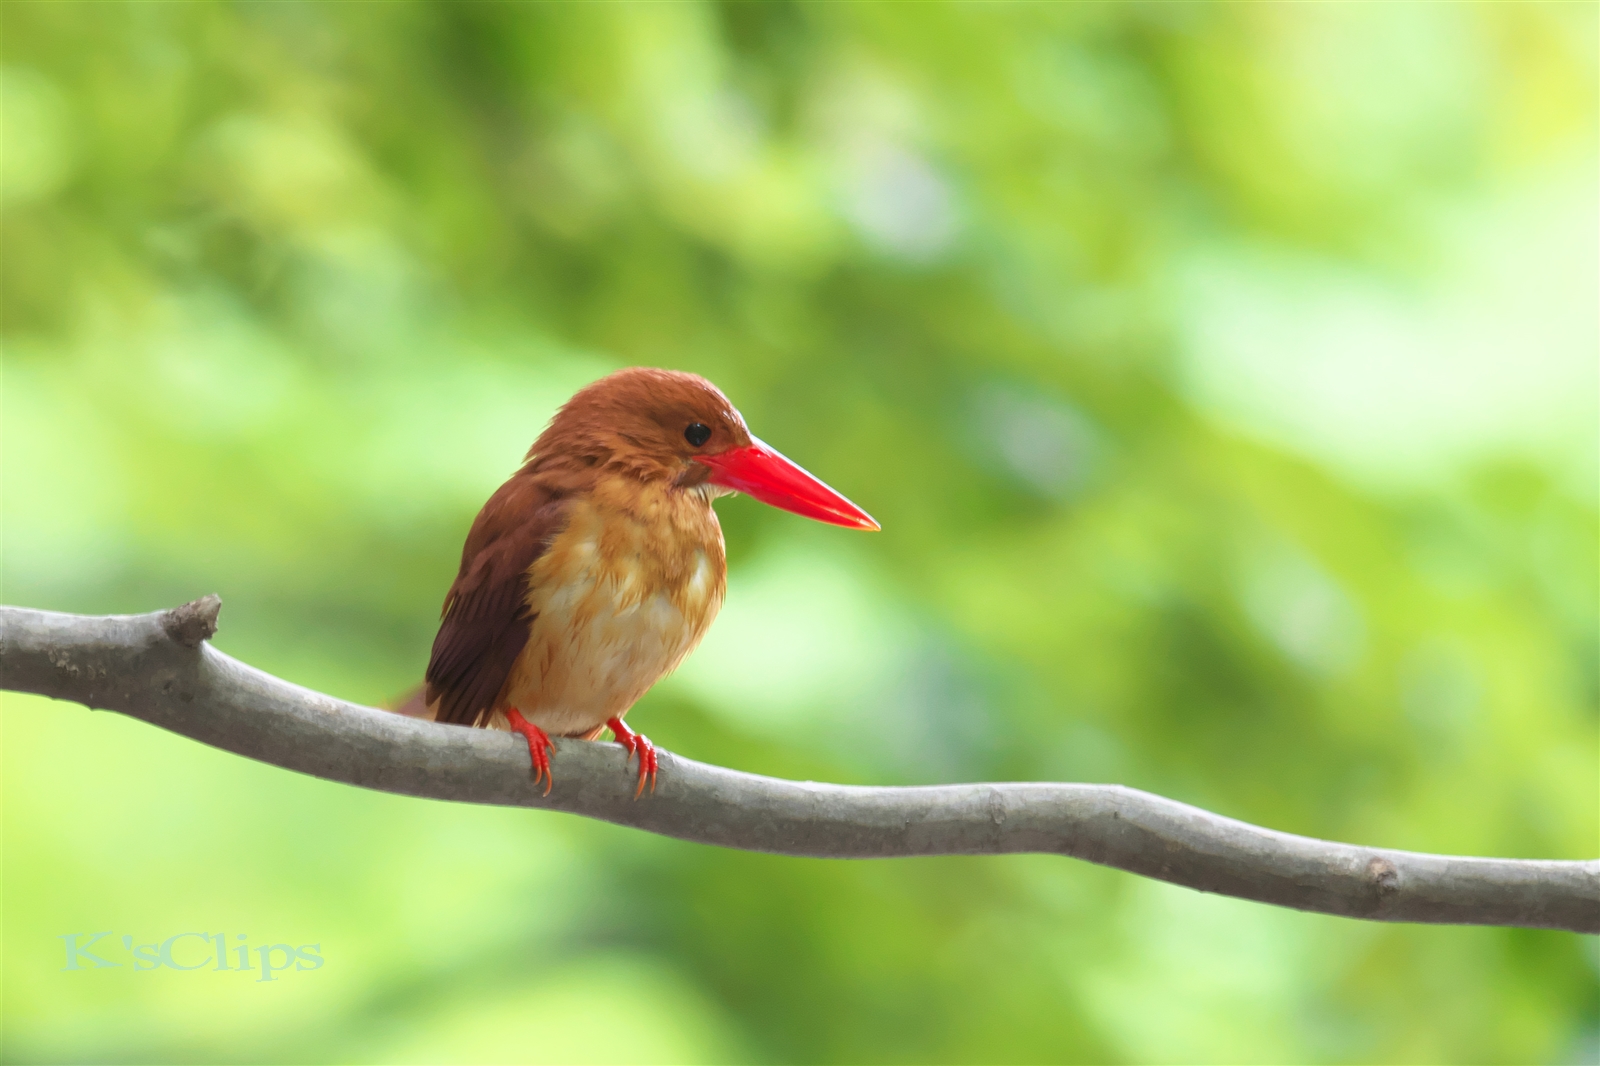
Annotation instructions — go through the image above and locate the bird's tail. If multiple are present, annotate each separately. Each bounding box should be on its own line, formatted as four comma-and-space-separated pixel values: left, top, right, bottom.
385, 688, 604, 740
385, 684, 435, 720
383, 686, 510, 732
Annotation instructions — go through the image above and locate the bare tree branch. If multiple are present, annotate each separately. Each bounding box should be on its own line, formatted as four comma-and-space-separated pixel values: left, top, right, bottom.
2, 598, 1595, 933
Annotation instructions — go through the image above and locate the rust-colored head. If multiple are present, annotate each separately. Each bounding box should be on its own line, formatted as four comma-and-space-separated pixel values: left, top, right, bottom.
527, 367, 878, 531
527, 368, 750, 476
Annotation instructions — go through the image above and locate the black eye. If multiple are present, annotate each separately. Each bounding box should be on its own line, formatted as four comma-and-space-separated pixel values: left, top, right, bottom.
685, 422, 711, 447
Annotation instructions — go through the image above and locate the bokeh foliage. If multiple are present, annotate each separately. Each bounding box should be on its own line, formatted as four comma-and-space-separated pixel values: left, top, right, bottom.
3, 3, 1596, 1063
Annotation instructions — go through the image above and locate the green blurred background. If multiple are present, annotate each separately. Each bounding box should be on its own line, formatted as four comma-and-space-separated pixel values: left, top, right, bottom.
3, 3, 1596, 1063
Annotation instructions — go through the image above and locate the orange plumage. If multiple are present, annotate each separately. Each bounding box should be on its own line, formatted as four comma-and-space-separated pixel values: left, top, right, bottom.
421, 367, 877, 794
495, 468, 727, 738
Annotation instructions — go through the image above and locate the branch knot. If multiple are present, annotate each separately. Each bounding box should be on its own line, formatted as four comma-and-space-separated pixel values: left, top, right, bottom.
1366, 856, 1400, 896
161, 595, 222, 648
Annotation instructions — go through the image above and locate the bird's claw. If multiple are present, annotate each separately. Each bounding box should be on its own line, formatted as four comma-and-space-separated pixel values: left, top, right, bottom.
505, 707, 555, 795
606, 716, 658, 798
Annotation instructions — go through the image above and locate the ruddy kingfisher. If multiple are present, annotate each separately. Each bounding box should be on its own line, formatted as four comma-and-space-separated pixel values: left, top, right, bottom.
419, 367, 878, 795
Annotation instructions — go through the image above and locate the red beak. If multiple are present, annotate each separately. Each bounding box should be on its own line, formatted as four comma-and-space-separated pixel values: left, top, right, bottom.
694, 437, 880, 531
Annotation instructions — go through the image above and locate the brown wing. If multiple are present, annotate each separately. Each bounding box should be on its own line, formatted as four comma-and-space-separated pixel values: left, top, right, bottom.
425, 474, 571, 727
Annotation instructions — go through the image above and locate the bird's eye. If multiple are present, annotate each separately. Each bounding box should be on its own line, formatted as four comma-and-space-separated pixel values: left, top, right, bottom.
684, 422, 712, 447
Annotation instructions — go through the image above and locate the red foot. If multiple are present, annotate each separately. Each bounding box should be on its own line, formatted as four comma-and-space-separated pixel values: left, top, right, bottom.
606, 716, 658, 798
505, 707, 555, 795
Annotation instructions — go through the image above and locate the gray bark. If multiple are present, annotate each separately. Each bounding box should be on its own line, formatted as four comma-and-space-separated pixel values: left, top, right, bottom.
2, 598, 1595, 933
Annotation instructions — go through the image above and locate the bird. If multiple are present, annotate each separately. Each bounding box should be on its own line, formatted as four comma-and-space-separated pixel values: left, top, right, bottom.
416, 367, 879, 796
